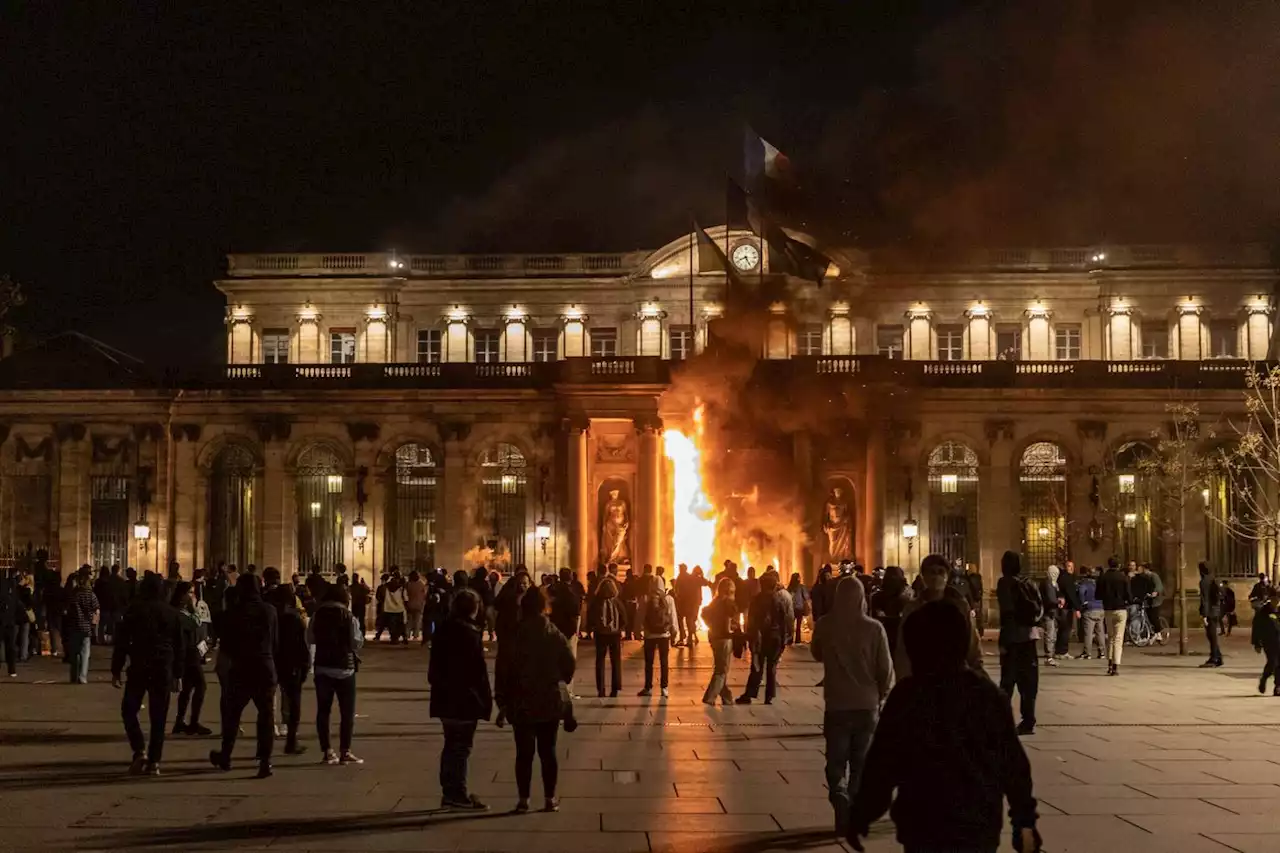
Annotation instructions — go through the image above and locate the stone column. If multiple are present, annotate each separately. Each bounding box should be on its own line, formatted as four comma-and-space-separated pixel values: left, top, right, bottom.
438, 424, 469, 569
1175, 302, 1203, 359
792, 431, 815, 582
1107, 306, 1135, 360
1073, 421, 1108, 567
965, 305, 992, 360
1026, 307, 1051, 360
636, 417, 663, 571
171, 428, 198, 572
55, 425, 88, 570
905, 307, 932, 360
566, 418, 590, 581
261, 442, 288, 572
980, 420, 1016, 584
862, 424, 886, 569
1245, 302, 1273, 360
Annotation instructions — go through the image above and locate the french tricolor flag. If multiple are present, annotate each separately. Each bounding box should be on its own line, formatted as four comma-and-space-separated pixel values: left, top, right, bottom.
744, 126, 791, 184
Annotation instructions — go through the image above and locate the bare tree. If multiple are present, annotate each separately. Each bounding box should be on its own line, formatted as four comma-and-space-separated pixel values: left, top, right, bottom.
1211, 366, 1280, 576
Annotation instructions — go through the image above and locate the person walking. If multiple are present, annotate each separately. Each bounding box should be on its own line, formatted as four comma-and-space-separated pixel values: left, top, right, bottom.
811, 573, 893, 836
847, 601, 1042, 853
170, 582, 211, 735
996, 551, 1042, 735
209, 573, 279, 778
589, 576, 625, 697
1252, 588, 1280, 695
672, 564, 698, 647
310, 583, 364, 765
269, 584, 310, 755
965, 562, 987, 636
499, 586, 575, 814
1198, 561, 1225, 667
894, 554, 985, 680
870, 565, 911, 659
811, 564, 836, 624
735, 571, 794, 705
1040, 565, 1062, 667
0, 569, 20, 677
404, 571, 428, 642
68, 567, 99, 684
787, 572, 811, 645
350, 575, 370, 637
1075, 568, 1106, 660
382, 574, 407, 645
429, 589, 492, 810
1098, 558, 1132, 676
111, 573, 185, 775
1056, 561, 1079, 657
549, 568, 584, 688
637, 575, 677, 698
701, 578, 739, 705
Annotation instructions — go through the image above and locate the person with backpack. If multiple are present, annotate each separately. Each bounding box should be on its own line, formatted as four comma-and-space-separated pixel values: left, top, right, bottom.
590, 576, 625, 697
996, 551, 1042, 735
735, 570, 795, 705
1098, 557, 1132, 676
637, 575, 677, 698
787, 572, 811, 645
1198, 561, 1224, 667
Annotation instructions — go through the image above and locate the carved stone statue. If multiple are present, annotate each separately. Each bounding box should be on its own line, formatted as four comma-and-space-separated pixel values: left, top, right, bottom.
823, 487, 853, 562
602, 488, 631, 564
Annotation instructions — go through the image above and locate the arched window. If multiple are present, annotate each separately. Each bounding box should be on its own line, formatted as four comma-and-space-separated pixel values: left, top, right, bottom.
1019, 441, 1067, 575
386, 443, 438, 571
927, 441, 979, 567
208, 444, 256, 570
1113, 442, 1159, 569
479, 443, 527, 568
296, 444, 343, 574
1205, 453, 1261, 579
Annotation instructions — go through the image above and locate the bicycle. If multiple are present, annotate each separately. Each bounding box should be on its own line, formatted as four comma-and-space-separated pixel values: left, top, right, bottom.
1127, 594, 1169, 647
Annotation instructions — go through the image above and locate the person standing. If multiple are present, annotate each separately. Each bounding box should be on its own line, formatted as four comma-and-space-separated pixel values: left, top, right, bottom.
811, 574, 893, 836
111, 573, 185, 775
549, 568, 584, 687
637, 575, 677, 698
210, 573, 279, 778
811, 565, 836, 624
404, 571, 428, 643
736, 571, 794, 705
1252, 589, 1280, 695
1222, 584, 1238, 636
309, 583, 364, 765
589, 576, 625, 697
870, 565, 910, 659
1198, 561, 1224, 667
1249, 572, 1272, 611
350, 575, 370, 637
68, 567, 99, 684
894, 554, 985, 681
963, 562, 986, 637
701, 578, 739, 706
382, 574, 407, 645
0, 569, 19, 676
170, 582, 211, 735
493, 570, 532, 727
500, 586, 575, 814
1039, 566, 1062, 667
429, 589, 492, 810
1075, 568, 1106, 660
996, 551, 1042, 735
269, 584, 309, 755
1098, 558, 1132, 676
1056, 560, 1079, 656
787, 572, 811, 645
42, 567, 65, 661
672, 564, 695, 647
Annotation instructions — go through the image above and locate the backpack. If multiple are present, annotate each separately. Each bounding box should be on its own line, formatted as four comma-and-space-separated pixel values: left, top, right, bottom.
1012, 576, 1045, 627
597, 598, 624, 635
643, 594, 675, 635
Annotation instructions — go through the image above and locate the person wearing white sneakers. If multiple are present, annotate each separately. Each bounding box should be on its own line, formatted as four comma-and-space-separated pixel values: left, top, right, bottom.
637, 575, 677, 699
308, 584, 364, 766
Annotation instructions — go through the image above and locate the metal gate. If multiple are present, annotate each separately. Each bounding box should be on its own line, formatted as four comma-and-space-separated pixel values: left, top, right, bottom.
386, 443, 438, 571
1019, 442, 1067, 575
296, 445, 343, 574
209, 445, 256, 570
927, 442, 979, 567
1207, 469, 1259, 578
0, 474, 52, 554
480, 443, 527, 568
90, 475, 130, 568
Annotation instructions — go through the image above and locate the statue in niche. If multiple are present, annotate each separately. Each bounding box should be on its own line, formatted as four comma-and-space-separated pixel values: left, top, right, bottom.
601, 488, 631, 564
823, 486, 853, 562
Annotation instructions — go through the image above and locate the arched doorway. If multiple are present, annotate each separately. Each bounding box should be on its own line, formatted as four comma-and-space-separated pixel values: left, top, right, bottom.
1113, 441, 1160, 569
296, 444, 344, 573
386, 443, 438, 571
479, 443, 527, 568
927, 441, 979, 568
208, 443, 257, 570
1019, 441, 1067, 575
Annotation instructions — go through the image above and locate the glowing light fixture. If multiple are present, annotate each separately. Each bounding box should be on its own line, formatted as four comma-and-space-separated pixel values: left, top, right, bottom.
901, 517, 919, 540
133, 518, 151, 551
1178, 297, 1201, 314
505, 305, 527, 321
1201, 488, 1211, 504
366, 304, 387, 320
1118, 474, 1135, 494
562, 305, 584, 320
310, 501, 322, 517
352, 517, 368, 552
940, 474, 958, 493
1123, 512, 1138, 529
326, 474, 343, 493
967, 301, 989, 318
297, 301, 319, 322
501, 473, 518, 494
446, 305, 470, 322
1038, 525, 1051, 538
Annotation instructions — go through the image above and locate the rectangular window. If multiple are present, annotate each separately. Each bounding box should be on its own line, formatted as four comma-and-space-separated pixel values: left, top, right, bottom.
474, 329, 500, 363
1054, 324, 1082, 360
416, 329, 442, 364
1209, 320, 1238, 358
329, 330, 356, 364
262, 329, 289, 364
1142, 326, 1169, 359
532, 330, 558, 363
996, 325, 1022, 361
937, 325, 964, 361
590, 327, 617, 357
798, 324, 824, 356
668, 326, 693, 361
876, 325, 904, 359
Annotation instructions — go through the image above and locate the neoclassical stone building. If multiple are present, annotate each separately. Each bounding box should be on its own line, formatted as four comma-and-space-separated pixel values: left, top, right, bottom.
0, 228, 1272, 601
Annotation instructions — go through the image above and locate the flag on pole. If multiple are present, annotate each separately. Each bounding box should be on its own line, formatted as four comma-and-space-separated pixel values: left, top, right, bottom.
744, 126, 792, 185
726, 177, 762, 232
763, 218, 834, 287
695, 220, 747, 290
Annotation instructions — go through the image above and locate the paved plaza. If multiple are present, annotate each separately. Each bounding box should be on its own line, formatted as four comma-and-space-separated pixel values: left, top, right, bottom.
1, 632, 1279, 853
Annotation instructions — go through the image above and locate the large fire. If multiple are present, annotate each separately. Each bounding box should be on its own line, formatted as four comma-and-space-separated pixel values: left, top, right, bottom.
664, 405, 717, 622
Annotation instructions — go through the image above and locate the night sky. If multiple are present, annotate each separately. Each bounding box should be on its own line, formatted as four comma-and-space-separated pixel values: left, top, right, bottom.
3, 1, 1278, 364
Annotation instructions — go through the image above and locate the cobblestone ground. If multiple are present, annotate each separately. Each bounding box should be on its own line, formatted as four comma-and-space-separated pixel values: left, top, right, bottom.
1, 630, 1278, 852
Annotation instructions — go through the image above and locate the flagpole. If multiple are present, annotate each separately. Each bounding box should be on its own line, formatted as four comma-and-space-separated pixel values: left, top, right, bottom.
689, 221, 695, 353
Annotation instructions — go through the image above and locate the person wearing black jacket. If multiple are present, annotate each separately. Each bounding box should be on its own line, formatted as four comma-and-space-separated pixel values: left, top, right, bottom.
848, 600, 1041, 853
210, 573, 279, 778
170, 582, 211, 736
735, 571, 795, 705
965, 563, 987, 636
1055, 561, 1080, 656
269, 584, 310, 755
1198, 561, 1224, 667
1252, 590, 1280, 695
1097, 558, 1132, 676
429, 589, 493, 811
111, 573, 185, 775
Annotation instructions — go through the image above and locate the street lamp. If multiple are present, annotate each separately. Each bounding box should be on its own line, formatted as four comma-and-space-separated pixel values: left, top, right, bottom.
134, 517, 151, 552
535, 517, 551, 552
901, 517, 918, 551
352, 517, 368, 553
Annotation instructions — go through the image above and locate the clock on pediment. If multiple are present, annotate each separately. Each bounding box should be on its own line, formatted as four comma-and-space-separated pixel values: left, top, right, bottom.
731, 241, 761, 271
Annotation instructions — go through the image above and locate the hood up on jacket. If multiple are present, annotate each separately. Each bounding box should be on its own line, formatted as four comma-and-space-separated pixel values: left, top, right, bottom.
1047, 565, 1060, 584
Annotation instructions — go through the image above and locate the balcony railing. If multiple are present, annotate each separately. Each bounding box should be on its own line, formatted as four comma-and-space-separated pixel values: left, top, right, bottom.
227, 251, 649, 278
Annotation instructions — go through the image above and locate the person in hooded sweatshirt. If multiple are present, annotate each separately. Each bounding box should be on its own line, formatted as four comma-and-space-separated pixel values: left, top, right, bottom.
848, 600, 1042, 853
111, 573, 186, 775
811, 573, 893, 836
210, 572, 279, 779
269, 583, 310, 755
429, 588, 493, 811
170, 582, 211, 736
894, 553, 986, 682
997, 551, 1041, 736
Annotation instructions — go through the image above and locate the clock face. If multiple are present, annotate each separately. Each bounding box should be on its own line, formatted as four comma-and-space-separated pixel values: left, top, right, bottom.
731, 242, 761, 271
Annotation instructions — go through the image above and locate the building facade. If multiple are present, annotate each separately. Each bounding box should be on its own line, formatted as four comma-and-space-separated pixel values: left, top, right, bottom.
0, 228, 1274, 604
